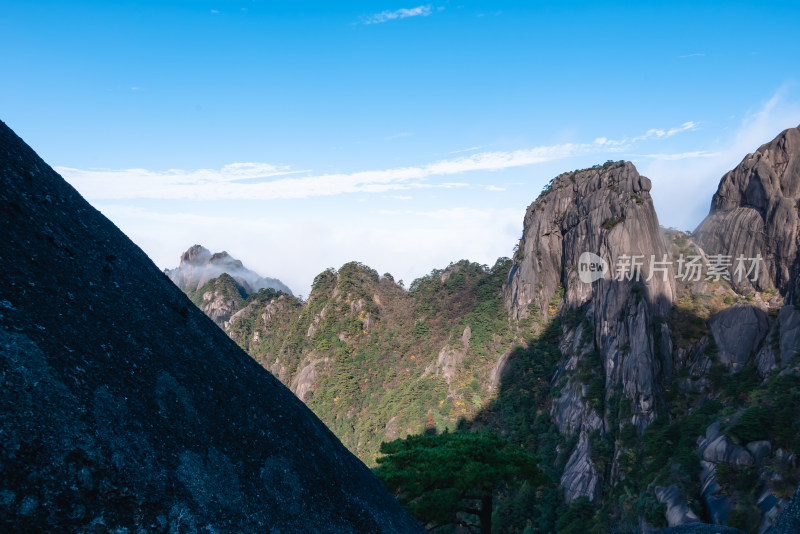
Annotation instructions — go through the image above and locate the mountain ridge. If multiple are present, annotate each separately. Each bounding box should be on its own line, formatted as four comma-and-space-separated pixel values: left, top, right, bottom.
179, 128, 800, 532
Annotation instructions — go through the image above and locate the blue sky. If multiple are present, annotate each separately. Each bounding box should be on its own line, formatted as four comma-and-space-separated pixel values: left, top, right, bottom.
2, 1, 800, 295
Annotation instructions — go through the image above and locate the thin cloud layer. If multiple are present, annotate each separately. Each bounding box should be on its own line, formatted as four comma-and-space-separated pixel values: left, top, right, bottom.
59, 121, 698, 202
362, 5, 432, 24
595, 121, 698, 147
99, 204, 522, 298
634, 151, 719, 161
59, 144, 581, 201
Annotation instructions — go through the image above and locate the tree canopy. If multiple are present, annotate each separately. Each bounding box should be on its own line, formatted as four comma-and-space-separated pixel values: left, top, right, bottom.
374, 430, 548, 534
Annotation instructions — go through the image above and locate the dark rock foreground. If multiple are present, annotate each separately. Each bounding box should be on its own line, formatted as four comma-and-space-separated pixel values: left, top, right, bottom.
0, 120, 423, 532
655, 525, 746, 533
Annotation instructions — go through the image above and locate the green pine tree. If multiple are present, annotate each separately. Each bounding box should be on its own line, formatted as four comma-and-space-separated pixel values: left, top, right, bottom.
374, 430, 548, 534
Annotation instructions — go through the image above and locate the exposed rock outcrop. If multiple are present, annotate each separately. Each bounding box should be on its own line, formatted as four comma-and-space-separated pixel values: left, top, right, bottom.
654, 485, 701, 527
167, 244, 293, 296
505, 161, 676, 502
291, 358, 332, 402
694, 125, 800, 301
506, 162, 675, 426
192, 273, 248, 327
505, 161, 675, 321
559, 431, 601, 502
709, 305, 769, 371
0, 120, 422, 532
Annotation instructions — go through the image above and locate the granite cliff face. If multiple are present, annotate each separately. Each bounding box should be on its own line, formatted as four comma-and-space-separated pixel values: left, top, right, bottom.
504, 161, 676, 502
505, 161, 675, 321
0, 120, 423, 532
695, 126, 800, 300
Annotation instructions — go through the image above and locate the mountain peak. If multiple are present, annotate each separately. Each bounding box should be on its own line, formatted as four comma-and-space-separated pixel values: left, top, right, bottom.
179, 244, 212, 265
505, 159, 674, 322
694, 124, 800, 299
168, 245, 293, 296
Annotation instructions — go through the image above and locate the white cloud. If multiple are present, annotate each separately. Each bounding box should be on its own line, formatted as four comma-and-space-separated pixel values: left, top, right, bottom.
447, 146, 483, 154
98, 204, 521, 297
80, 107, 796, 297
665, 121, 698, 137
633, 151, 719, 161
631, 121, 698, 143
58, 143, 584, 201
59, 120, 702, 202
594, 121, 698, 148
362, 5, 433, 24
384, 132, 412, 140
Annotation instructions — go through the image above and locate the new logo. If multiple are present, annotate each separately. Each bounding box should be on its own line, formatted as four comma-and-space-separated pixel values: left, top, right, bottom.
578, 252, 608, 283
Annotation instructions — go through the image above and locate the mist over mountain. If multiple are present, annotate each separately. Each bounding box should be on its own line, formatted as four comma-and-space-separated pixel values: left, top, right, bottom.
166, 244, 293, 296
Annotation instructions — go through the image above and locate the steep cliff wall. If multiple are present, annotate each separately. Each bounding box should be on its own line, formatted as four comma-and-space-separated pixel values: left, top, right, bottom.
695, 125, 800, 300
504, 161, 676, 502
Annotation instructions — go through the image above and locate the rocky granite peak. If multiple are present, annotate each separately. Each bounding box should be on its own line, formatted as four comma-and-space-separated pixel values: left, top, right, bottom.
179, 244, 213, 265
167, 244, 293, 296
505, 160, 675, 321
0, 120, 423, 533
694, 125, 800, 300
504, 160, 676, 502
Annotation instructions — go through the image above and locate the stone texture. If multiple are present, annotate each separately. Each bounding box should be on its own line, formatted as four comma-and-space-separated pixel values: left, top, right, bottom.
505, 161, 675, 321
699, 460, 731, 526
771, 484, 800, 534
551, 321, 604, 503
756, 305, 800, 376
709, 305, 770, 371
291, 358, 332, 402
654, 485, 701, 527
776, 306, 800, 365
505, 162, 676, 503
0, 120, 423, 533
694, 125, 800, 300
199, 276, 248, 327
747, 440, 773, 465
488, 350, 511, 391
559, 431, 600, 503
702, 434, 755, 466
756, 481, 787, 534
505, 162, 675, 431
